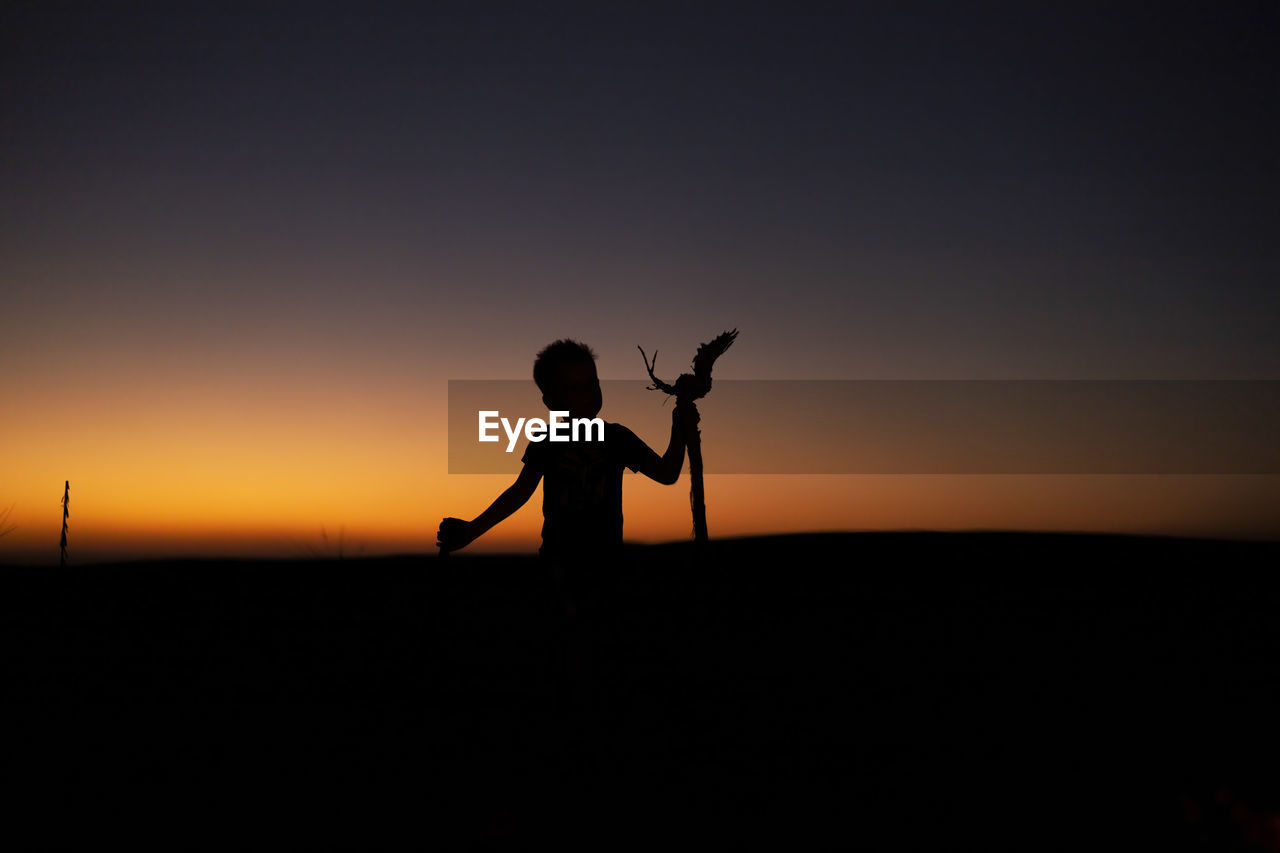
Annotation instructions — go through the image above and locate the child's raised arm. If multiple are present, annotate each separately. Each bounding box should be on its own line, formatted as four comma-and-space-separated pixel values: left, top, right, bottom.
635, 401, 699, 485
437, 462, 542, 553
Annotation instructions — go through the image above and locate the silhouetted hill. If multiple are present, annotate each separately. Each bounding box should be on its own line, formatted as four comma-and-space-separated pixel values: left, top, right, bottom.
4, 532, 1278, 849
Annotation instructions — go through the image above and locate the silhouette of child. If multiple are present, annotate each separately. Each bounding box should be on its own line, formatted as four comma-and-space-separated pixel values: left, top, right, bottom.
438, 339, 697, 609
440, 340, 696, 750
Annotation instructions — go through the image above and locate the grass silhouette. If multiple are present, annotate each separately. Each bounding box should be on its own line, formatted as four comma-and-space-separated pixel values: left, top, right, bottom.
60, 481, 69, 566
0, 503, 15, 539
291, 524, 364, 560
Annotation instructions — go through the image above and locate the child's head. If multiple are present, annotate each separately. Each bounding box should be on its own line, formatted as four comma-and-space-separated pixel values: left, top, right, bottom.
534, 339, 602, 420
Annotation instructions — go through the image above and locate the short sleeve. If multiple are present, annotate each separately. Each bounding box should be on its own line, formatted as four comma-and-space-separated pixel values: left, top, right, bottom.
611, 424, 651, 473
520, 438, 546, 471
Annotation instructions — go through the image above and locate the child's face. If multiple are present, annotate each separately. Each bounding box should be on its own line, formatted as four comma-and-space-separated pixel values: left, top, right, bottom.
544, 360, 602, 421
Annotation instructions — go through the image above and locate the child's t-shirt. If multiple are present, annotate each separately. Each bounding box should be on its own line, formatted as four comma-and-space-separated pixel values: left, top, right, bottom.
520, 421, 650, 557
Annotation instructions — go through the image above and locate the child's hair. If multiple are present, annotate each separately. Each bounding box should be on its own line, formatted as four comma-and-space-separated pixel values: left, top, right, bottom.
533, 339, 598, 395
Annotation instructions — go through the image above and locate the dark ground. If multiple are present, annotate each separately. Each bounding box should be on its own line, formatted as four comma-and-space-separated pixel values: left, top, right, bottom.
4, 532, 1279, 849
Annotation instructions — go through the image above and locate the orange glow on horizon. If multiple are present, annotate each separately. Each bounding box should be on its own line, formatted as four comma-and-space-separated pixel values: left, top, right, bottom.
3, 466, 1278, 564
3, 363, 1278, 564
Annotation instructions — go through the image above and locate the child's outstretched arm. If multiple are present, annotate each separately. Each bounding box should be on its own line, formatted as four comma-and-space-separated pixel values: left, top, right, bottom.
437, 463, 542, 553
636, 401, 699, 485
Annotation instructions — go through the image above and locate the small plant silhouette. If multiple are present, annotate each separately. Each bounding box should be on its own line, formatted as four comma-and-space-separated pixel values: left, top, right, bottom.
294, 525, 365, 560
0, 503, 16, 539
60, 481, 70, 566
321, 525, 345, 560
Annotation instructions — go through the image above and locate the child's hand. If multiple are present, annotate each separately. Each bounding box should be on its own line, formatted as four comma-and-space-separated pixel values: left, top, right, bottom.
437, 517, 477, 554
673, 400, 700, 437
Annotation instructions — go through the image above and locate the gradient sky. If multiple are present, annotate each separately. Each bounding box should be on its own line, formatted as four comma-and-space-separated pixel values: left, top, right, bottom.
3, 2, 1278, 562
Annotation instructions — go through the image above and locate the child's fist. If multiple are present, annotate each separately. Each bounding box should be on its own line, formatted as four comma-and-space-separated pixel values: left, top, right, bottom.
673, 400, 700, 437
437, 517, 477, 554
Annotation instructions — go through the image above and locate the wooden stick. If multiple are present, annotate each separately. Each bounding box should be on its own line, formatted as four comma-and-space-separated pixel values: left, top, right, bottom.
686, 403, 707, 542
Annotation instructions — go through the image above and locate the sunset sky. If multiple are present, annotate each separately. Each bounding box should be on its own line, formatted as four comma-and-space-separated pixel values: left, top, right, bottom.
3, 3, 1277, 563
